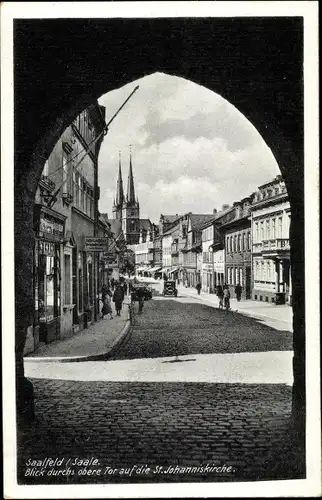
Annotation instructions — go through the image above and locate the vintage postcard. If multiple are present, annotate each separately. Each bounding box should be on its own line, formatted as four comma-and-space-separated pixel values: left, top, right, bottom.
1, 1, 320, 498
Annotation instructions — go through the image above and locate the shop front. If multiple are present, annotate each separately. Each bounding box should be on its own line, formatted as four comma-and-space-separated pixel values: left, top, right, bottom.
33, 206, 66, 346
202, 263, 213, 293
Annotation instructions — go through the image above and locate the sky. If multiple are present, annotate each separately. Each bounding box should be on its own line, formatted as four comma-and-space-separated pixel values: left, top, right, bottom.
97, 73, 280, 224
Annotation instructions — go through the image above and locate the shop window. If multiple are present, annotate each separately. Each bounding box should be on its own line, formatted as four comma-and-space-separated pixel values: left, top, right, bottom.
78, 252, 83, 312
64, 254, 72, 304
88, 255, 93, 307
36, 243, 58, 323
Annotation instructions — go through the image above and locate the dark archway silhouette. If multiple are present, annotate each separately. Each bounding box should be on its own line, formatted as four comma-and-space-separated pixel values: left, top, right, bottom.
14, 17, 304, 468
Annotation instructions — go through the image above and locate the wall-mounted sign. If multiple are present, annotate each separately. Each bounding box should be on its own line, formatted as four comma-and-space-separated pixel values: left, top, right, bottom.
84, 237, 108, 252
37, 211, 65, 242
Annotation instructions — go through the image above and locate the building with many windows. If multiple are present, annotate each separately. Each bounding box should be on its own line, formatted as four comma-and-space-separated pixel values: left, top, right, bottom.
223, 197, 253, 299
25, 103, 107, 354
200, 207, 229, 293
250, 175, 291, 304
182, 213, 214, 288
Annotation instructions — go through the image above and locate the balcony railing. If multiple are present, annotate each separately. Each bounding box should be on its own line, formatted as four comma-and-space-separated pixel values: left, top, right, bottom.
253, 238, 290, 254
262, 238, 290, 252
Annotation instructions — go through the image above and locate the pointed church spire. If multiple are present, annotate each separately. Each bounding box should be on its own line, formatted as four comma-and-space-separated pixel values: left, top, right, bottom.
115, 151, 124, 206
126, 146, 136, 204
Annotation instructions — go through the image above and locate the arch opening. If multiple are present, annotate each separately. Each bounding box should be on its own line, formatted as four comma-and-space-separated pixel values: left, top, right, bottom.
14, 17, 305, 477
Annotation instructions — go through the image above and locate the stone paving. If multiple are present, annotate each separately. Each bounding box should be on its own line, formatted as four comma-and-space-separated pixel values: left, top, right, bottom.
18, 380, 302, 485
24, 304, 130, 360
18, 297, 302, 486
112, 298, 292, 360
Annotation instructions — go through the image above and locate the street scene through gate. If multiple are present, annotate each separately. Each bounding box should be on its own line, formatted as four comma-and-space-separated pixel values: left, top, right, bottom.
14, 19, 307, 487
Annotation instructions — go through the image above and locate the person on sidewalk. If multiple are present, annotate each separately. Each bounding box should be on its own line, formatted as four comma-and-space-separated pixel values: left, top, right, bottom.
223, 285, 231, 311
136, 286, 145, 314
217, 285, 224, 309
101, 285, 113, 320
196, 282, 201, 295
235, 283, 242, 302
113, 284, 124, 316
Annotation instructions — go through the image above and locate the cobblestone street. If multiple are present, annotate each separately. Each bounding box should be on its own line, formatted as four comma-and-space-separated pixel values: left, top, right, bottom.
19, 380, 300, 484
113, 297, 292, 359
18, 297, 302, 485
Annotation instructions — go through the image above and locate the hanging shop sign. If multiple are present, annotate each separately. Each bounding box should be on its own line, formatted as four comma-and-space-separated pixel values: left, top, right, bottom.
34, 205, 66, 242
84, 237, 108, 252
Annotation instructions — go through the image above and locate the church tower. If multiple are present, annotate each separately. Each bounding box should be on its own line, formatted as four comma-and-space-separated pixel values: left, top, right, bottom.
112, 152, 124, 220
122, 149, 140, 244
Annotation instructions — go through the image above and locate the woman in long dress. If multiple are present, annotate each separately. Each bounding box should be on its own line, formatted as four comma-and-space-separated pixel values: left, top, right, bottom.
113, 284, 124, 316
101, 285, 113, 320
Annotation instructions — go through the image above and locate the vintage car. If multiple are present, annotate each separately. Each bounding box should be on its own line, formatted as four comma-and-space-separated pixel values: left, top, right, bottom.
162, 280, 178, 297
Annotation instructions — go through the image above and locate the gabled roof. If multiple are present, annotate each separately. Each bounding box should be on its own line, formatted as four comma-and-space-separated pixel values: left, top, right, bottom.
161, 214, 181, 224
139, 219, 153, 232
199, 206, 234, 230
162, 222, 181, 237
188, 214, 214, 231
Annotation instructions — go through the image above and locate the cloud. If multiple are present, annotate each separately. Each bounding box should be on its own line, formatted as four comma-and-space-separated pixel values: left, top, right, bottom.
97, 72, 280, 223
141, 104, 259, 151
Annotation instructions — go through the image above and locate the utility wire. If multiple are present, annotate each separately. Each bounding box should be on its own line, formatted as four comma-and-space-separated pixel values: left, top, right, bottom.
47, 128, 107, 208
47, 85, 139, 209
45, 131, 101, 178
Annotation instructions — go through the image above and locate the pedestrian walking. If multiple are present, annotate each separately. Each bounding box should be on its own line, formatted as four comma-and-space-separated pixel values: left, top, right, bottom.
136, 286, 145, 314
223, 285, 231, 311
217, 285, 224, 309
101, 285, 113, 320
196, 282, 201, 295
235, 283, 242, 302
113, 284, 124, 316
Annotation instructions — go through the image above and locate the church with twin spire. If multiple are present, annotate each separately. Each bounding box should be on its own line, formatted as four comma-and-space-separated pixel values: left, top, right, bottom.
112, 150, 156, 245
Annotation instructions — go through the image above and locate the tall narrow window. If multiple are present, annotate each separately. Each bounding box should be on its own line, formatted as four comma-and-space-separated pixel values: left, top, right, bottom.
64, 254, 71, 305
272, 218, 276, 239
62, 151, 72, 196
43, 160, 49, 177
278, 217, 283, 238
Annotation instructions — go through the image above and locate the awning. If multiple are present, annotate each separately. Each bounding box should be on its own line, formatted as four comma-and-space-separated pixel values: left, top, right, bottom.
168, 267, 179, 274
149, 266, 162, 273
160, 267, 170, 274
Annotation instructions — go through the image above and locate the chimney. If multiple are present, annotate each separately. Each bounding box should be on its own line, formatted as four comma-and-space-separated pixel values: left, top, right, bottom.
222, 204, 229, 211
213, 208, 217, 214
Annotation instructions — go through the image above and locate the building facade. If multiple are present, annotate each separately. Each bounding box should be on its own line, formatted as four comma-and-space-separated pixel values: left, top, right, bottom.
250, 175, 291, 304
223, 197, 253, 299
25, 104, 106, 355
182, 214, 213, 288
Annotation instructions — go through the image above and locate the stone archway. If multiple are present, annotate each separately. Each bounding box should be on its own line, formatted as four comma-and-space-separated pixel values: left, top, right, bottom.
14, 17, 304, 458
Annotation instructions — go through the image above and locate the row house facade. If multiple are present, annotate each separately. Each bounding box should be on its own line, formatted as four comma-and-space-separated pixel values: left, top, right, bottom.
182, 213, 214, 288
201, 207, 229, 293
162, 222, 182, 279
24, 104, 107, 355
250, 175, 291, 305
223, 197, 253, 299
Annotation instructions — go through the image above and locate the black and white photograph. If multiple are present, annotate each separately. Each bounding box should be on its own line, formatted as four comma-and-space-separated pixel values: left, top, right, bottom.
1, 1, 320, 498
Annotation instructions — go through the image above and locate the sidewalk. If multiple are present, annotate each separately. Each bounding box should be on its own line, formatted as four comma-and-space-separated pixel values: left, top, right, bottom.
177, 285, 293, 329
24, 304, 131, 363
